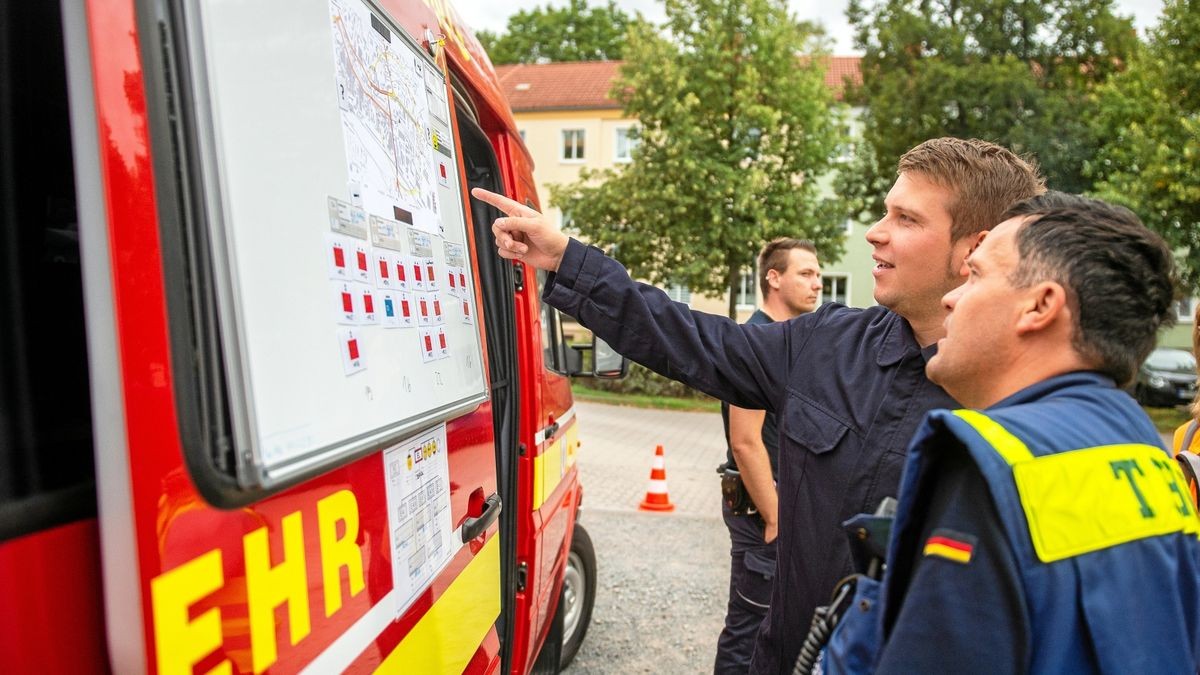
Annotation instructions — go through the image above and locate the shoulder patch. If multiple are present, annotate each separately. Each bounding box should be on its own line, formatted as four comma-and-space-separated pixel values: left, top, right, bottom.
923, 528, 977, 564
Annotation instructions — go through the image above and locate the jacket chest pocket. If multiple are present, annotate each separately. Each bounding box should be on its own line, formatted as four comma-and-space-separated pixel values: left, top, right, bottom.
783, 394, 850, 456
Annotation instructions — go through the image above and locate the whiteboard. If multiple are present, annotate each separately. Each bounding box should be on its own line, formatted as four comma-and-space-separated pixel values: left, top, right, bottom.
182, 0, 487, 487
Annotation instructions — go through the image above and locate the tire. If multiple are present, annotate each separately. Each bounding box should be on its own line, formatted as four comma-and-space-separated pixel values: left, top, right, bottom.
559, 522, 597, 670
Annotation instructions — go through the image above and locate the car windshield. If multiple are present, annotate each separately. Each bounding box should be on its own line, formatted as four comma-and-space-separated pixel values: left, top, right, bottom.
1146, 349, 1197, 373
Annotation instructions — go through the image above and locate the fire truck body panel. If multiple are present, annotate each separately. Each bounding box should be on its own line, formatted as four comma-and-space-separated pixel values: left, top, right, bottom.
0, 0, 591, 671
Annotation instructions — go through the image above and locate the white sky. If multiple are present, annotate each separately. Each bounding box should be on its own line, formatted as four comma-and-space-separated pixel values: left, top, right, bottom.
450, 0, 1165, 55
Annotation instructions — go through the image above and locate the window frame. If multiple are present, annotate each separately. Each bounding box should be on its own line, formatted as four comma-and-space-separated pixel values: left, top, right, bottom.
613, 125, 638, 163
561, 128, 586, 163
821, 274, 850, 306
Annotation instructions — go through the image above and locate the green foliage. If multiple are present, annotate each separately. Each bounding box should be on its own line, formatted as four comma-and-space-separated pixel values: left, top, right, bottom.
840, 0, 1138, 222
1089, 0, 1200, 286
580, 362, 715, 400
477, 0, 636, 64
550, 0, 847, 317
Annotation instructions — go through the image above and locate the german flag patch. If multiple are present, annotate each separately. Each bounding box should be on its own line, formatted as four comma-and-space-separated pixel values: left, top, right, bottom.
923, 529, 977, 565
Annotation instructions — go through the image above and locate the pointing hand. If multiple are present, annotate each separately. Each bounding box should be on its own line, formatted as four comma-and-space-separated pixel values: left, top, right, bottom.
471, 187, 569, 272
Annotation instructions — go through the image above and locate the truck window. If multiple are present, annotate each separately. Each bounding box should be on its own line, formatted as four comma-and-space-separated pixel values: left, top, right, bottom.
537, 271, 570, 373
0, 0, 96, 542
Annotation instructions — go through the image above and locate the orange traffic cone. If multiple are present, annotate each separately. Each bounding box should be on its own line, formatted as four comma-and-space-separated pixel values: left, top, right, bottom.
639, 445, 675, 512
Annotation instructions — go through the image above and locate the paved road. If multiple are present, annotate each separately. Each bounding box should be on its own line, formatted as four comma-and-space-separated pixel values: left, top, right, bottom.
565, 401, 730, 674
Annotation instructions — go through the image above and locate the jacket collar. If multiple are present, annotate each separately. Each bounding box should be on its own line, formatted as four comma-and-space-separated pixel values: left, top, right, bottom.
876, 312, 924, 367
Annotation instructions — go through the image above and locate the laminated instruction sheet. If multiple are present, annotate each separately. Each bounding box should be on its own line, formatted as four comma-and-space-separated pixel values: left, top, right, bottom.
383, 424, 460, 617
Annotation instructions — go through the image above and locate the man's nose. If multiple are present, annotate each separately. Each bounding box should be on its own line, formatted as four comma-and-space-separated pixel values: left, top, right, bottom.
943, 286, 962, 311
865, 218, 887, 245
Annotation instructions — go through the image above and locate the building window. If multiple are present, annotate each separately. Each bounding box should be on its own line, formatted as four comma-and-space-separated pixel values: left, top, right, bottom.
561, 129, 586, 161
664, 283, 692, 305
558, 210, 577, 236
822, 275, 849, 306
1177, 296, 1198, 323
614, 126, 639, 162
735, 270, 756, 309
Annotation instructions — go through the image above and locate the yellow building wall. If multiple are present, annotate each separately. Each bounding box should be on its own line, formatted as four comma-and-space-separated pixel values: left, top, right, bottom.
513, 106, 876, 324
513, 108, 637, 223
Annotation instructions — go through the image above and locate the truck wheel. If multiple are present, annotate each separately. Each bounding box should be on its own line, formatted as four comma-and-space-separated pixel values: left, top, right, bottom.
559, 522, 596, 670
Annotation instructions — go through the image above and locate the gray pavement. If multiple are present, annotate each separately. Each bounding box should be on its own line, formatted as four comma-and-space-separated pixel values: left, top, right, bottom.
574, 400, 728, 516
565, 400, 730, 674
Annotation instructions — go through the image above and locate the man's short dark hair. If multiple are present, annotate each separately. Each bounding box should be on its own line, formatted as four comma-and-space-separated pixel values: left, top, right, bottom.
1002, 192, 1177, 386
758, 238, 817, 298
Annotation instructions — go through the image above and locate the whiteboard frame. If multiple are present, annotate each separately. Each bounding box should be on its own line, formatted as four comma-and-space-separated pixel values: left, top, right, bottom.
177, 0, 489, 491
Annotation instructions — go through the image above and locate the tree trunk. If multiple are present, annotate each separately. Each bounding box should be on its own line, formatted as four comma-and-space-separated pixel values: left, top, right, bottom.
726, 253, 740, 320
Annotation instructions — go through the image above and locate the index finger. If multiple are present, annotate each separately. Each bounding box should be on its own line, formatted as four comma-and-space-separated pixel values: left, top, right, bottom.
471, 187, 539, 218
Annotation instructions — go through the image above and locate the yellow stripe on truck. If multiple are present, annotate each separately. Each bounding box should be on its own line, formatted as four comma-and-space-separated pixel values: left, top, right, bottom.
375, 534, 501, 674
533, 418, 580, 511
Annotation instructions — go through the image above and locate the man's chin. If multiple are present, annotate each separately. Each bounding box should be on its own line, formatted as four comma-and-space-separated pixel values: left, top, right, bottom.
924, 357, 945, 386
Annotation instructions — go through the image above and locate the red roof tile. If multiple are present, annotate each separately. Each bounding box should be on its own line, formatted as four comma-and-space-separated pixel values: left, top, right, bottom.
822, 56, 863, 98
494, 57, 862, 111
495, 61, 624, 112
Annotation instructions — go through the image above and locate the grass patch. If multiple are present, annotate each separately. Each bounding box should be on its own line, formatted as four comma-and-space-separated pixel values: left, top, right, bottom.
573, 387, 1193, 433
571, 383, 722, 413
1143, 405, 1192, 434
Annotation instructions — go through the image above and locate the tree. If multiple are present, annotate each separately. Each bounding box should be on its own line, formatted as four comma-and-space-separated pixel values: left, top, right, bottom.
1089, 0, 1200, 285
839, 0, 1138, 221
550, 0, 847, 318
477, 0, 635, 64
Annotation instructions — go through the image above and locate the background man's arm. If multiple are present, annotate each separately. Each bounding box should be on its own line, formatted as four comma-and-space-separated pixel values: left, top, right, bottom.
728, 405, 778, 543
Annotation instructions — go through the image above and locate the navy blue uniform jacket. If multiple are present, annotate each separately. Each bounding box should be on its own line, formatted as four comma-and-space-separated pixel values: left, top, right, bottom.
544, 240, 957, 673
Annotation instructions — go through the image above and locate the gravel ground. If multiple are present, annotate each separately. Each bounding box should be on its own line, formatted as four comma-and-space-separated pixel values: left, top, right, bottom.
564, 508, 729, 674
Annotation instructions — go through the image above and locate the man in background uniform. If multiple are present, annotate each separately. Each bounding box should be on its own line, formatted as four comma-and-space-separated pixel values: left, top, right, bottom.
716, 238, 822, 673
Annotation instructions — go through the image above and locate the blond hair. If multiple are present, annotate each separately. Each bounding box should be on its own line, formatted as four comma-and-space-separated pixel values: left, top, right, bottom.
898, 138, 1046, 242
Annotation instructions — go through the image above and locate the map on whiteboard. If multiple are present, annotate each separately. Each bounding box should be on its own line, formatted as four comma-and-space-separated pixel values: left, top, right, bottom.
329, 0, 440, 233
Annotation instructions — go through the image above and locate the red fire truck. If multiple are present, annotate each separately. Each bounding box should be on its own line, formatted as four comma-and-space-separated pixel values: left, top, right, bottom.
0, 0, 622, 672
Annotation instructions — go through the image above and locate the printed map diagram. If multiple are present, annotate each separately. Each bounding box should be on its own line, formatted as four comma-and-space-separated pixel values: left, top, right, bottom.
330, 0, 439, 232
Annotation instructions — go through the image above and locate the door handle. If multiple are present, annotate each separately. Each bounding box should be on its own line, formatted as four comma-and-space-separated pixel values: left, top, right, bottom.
461, 493, 502, 542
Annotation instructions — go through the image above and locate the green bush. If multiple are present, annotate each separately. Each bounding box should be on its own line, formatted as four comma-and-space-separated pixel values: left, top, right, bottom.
577, 362, 714, 400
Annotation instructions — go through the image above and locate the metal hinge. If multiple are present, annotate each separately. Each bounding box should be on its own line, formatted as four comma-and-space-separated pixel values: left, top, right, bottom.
513, 262, 524, 291
517, 561, 528, 592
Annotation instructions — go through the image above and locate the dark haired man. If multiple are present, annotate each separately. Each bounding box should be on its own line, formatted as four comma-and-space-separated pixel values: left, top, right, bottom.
716, 238, 821, 673
473, 137, 1045, 673
830, 193, 1200, 672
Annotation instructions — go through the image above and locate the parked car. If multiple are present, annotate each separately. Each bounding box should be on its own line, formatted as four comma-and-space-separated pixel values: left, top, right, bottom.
1134, 348, 1198, 407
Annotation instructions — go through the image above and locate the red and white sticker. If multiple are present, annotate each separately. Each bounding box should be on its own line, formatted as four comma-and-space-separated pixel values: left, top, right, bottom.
352, 242, 371, 283
338, 327, 366, 375
419, 328, 437, 363
326, 233, 353, 280
398, 291, 415, 328
374, 250, 398, 290
436, 326, 449, 359
333, 281, 358, 325
411, 257, 427, 292
358, 283, 378, 325
436, 159, 450, 188
461, 298, 473, 325
425, 261, 439, 291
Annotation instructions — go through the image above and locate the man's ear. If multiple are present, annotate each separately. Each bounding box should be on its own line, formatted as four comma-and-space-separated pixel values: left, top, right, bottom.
953, 230, 988, 277
1015, 281, 1068, 336
766, 268, 781, 291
